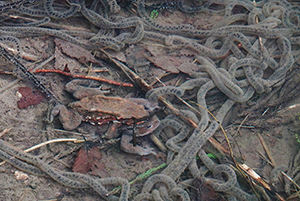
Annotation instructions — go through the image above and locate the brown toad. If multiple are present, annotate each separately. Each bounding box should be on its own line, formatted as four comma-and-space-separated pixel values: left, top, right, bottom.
51, 80, 160, 155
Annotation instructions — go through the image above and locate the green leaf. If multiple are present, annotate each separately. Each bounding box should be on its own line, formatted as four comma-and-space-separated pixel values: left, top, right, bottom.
295, 134, 300, 144
150, 10, 159, 19
207, 153, 217, 159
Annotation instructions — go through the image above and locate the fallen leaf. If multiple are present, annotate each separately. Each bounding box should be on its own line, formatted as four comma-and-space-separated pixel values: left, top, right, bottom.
177, 62, 202, 76
54, 46, 82, 73
144, 44, 196, 73
54, 38, 101, 64
72, 145, 102, 174
17, 87, 45, 109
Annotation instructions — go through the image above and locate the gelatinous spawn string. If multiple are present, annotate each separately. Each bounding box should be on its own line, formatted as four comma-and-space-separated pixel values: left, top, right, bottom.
195, 149, 257, 200
105, 0, 121, 13
146, 86, 184, 102
282, 5, 300, 31
15, 3, 48, 17
142, 0, 298, 199
44, 0, 80, 19
0, 0, 33, 12
138, 174, 190, 200
0, 26, 91, 49
0, 139, 129, 200
0, 148, 47, 176
136, 0, 194, 33
79, 0, 141, 29
159, 98, 235, 180
0, 0, 298, 200
0, 36, 58, 101
0, 35, 21, 56
1, 16, 51, 27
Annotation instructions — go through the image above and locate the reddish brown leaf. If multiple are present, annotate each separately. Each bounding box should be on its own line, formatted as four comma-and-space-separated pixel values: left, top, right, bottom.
17, 87, 45, 109
72, 146, 102, 174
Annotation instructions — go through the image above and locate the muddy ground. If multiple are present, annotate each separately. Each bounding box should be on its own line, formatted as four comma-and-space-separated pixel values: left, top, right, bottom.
0, 1, 300, 201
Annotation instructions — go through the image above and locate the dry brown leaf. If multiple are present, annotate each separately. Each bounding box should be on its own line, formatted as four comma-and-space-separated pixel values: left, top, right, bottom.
54, 38, 101, 64
146, 55, 195, 74
177, 62, 202, 76
144, 44, 197, 74
54, 46, 82, 73
146, 55, 181, 73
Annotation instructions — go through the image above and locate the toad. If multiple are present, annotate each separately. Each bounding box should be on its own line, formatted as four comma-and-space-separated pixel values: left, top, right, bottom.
51, 80, 160, 155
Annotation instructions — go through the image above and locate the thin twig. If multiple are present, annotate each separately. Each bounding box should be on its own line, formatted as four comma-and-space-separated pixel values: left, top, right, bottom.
257, 132, 276, 167
281, 171, 300, 191
34, 69, 134, 87
31, 54, 55, 71
99, 49, 152, 92
232, 114, 250, 137
0, 128, 12, 138
257, 150, 273, 166
0, 138, 84, 166
0, 79, 20, 93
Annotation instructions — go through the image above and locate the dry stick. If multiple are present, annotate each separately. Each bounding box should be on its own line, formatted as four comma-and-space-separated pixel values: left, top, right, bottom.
101, 42, 271, 199
232, 113, 250, 137
287, 192, 300, 201
178, 98, 230, 154
31, 54, 55, 71
0, 128, 12, 138
33, 69, 134, 87
282, 171, 300, 195
208, 138, 230, 155
100, 49, 152, 92
194, 102, 274, 199
150, 72, 171, 87
257, 133, 276, 167
238, 163, 271, 191
230, 114, 252, 160
0, 138, 84, 166
103, 49, 233, 154
257, 150, 274, 166
112, 59, 149, 90
0, 0, 30, 12
160, 97, 198, 128
101, 50, 170, 152
0, 42, 37, 61
0, 79, 20, 94
150, 134, 167, 152
107, 52, 276, 200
